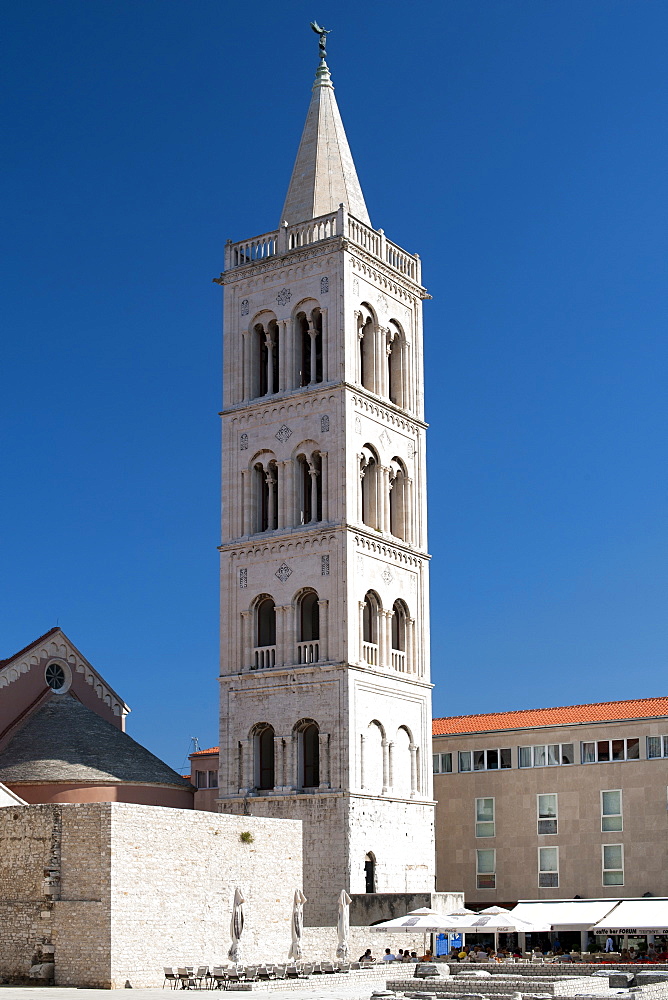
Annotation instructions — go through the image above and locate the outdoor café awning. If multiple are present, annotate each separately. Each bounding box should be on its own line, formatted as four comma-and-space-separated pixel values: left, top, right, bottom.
510, 899, 620, 931
591, 899, 668, 935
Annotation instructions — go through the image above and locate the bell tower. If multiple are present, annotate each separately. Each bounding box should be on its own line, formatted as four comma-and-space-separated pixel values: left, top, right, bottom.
215, 30, 435, 924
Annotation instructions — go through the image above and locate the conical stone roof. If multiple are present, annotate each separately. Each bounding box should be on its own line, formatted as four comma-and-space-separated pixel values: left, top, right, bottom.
0, 694, 191, 787
280, 59, 370, 228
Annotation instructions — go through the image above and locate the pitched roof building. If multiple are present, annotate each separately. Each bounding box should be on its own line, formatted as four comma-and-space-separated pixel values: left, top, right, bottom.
0, 628, 193, 808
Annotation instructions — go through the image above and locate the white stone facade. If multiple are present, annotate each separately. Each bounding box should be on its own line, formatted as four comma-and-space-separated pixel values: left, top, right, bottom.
216, 54, 435, 925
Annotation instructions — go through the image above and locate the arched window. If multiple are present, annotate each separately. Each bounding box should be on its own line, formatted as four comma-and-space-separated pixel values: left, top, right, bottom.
360, 446, 379, 530
393, 726, 412, 797
297, 309, 323, 387
256, 725, 275, 790
302, 723, 320, 788
298, 590, 319, 664
254, 460, 278, 533
362, 592, 380, 666
389, 459, 407, 540
253, 320, 279, 398
298, 452, 322, 525
364, 852, 376, 893
391, 600, 407, 666
255, 597, 276, 668
359, 315, 376, 392
387, 322, 406, 408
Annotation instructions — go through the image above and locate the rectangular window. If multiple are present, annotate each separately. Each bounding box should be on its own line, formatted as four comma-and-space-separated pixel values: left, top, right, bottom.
601, 790, 622, 832
603, 844, 624, 885
476, 849, 496, 889
433, 752, 452, 774
208, 770, 218, 788
538, 846, 559, 887
581, 738, 640, 763
519, 743, 574, 768
648, 736, 668, 759
459, 748, 511, 772
476, 797, 495, 838
537, 793, 558, 835
195, 770, 207, 789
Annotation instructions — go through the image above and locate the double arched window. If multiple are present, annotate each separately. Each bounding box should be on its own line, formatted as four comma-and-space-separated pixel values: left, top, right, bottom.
246, 718, 326, 793
255, 596, 276, 668
253, 459, 278, 533
296, 308, 323, 387
356, 308, 411, 411
246, 589, 327, 670
358, 449, 411, 543
360, 592, 416, 674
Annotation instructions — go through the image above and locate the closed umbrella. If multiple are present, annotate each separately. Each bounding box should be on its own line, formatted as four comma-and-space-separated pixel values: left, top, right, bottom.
228, 888, 245, 964
288, 889, 307, 961
336, 890, 352, 962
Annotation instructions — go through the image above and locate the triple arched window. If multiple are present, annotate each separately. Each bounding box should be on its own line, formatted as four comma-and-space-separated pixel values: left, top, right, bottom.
245, 589, 327, 670
359, 591, 418, 674
359, 449, 412, 542
243, 306, 326, 401
356, 306, 411, 412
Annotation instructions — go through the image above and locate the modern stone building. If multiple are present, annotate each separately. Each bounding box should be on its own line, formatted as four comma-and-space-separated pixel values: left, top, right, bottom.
0, 628, 193, 809
214, 37, 435, 922
432, 697, 668, 906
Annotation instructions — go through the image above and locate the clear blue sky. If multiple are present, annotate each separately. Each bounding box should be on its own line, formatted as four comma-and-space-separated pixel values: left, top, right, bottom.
3, 1, 667, 772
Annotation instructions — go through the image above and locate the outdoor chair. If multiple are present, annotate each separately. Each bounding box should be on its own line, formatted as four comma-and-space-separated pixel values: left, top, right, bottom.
273, 965, 287, 979
322, 961, 336, 973
338, 962, 351, 973
300, 963, 313, 976
193, 966, 209, 988
244, 966, 258, 982
210, 967, 227, 990
285, 965, 299, 978
177, 967, 196, 989
311, 962, 323, 974
224, 968, 243, 986
164, 967, 180, 989
350, 961, 361, 970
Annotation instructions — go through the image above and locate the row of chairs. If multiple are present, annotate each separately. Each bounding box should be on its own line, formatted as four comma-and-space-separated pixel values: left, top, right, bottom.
164, 961, 360, 989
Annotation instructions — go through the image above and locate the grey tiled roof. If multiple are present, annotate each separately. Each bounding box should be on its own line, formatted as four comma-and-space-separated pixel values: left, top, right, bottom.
0, 694, 191, 787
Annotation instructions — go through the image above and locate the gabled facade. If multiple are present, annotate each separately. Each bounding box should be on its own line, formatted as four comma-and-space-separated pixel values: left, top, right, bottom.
215, 39, 435, 923
0, 628, 193, 808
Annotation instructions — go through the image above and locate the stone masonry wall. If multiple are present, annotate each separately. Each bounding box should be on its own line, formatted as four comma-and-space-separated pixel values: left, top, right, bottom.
108, 803, 302, 988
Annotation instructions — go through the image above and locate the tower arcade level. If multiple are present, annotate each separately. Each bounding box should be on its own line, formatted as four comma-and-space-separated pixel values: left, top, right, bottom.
215, 40, 435, 923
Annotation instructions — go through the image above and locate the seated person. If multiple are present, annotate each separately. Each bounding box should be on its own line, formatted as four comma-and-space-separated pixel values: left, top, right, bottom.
358, 949, 375, 963
419, 950, 433, 962
382, 949, 396, 962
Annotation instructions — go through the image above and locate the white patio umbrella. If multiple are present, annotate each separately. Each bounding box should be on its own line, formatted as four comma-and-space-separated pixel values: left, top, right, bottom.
228, 888, 245, 964
437, 906, 552, 954
370, 906, 475, 956
288, 889, 307, 961
336, 890, 352, 962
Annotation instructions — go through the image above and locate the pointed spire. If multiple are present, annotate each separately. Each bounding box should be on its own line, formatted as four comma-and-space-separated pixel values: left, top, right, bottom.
280, 40, 371, 229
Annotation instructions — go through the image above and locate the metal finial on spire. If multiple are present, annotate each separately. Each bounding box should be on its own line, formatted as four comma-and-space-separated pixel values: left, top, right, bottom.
310, 21, 331, 61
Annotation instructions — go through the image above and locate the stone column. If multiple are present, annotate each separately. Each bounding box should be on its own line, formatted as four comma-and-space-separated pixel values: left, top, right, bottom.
284, 459, 295, 528
406, 617, 416, 674
409, 743, 418, 797
406, 477, 415, 545
264, 331, 274, 395
278, 460, 289, 528
319, 451, 329, 521
317, 599, 329, 661
381, 738, 389, 794
241, 330, 251, 401
273, 736, 285, 788
358, 461, 365, 524
318, 732, 330, 788
241, 737, 254, 791
388, 740, 394, 791
320, 307, 328, 382
266, 468, 276, 530
385, 609, 395, 668
278, 320, 288, 392
241, 610, 252, 670
354, 312, 363, 384
308, 322, 318, 384
284, 733, 296, 789
240, 468, 249, 536
285, 317, 294, 391
381, 467, 392, 534
309, 462, 319, 522
378, 608, 388, 668
359, 733, 365, 789
249, 466, 258, 535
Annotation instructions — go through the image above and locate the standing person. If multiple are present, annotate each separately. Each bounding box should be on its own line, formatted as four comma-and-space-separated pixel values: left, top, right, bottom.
605, 936, 615, 953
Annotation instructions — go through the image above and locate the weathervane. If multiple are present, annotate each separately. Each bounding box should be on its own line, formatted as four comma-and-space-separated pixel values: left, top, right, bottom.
310, 21, 331, 61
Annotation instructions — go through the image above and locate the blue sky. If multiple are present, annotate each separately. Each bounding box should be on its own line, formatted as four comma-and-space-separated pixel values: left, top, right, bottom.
3, 1, 667, 772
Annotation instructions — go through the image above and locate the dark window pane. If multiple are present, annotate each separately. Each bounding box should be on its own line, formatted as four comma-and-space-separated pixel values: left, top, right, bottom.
500, 748, 511, 768
561, 744, 574, 764
597, 741, 610, 762
626, 738, 639, 760
473, 750, 485, 771
611, 740, 625, 761
486, 749, 498, 770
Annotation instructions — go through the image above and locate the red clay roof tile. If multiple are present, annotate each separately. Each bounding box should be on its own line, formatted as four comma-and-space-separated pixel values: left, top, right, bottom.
432, 697, 668, 736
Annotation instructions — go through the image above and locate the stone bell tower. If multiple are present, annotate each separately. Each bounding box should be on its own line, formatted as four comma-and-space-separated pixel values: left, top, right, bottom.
215, 29, 435, 924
